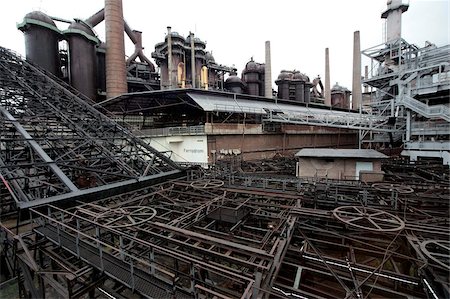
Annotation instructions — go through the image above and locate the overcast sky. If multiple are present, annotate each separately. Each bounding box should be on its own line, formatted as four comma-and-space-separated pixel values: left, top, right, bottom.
1, 0, 448, 90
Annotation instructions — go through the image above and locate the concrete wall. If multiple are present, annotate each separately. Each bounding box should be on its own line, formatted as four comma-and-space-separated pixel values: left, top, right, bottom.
297, 158, 382, 180
144, 135, 208, 164
207, 124, 357, 162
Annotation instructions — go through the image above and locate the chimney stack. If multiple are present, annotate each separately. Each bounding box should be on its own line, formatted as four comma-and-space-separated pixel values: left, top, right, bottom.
105, 0, 127, 98
324, 48, 331, 106
352, 31, 362, 111
264, 41, 272, 98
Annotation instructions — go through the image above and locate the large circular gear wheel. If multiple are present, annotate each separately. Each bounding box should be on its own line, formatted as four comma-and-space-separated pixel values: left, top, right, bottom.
94, 206, 157, 228
371, 183, 414, 194
190, 179, 224, 189
332, 206, 405, 232
420, 240, 450, 271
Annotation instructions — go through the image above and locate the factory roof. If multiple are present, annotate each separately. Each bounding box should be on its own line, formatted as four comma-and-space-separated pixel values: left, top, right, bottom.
295, 148, 388, 159
97, 88, 358, 116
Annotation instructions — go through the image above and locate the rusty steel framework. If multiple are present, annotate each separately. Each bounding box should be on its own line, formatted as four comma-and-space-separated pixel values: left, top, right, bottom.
0, 46, 449, 299
0, 46, 182, 216
1, 162, 448, 298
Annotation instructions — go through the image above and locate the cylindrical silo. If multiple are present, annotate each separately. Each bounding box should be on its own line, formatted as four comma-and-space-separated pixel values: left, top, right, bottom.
225, 75, 245, 94
275, 70, 292, 100
243, 59, 260, 96
65, 21, 98, 100
17, 11, 61, 76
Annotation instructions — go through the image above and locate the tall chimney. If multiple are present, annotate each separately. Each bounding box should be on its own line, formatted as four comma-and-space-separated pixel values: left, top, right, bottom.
167, 26, 173, 89
381, 0, 409, 43
324, 48, 331, 106
190, 32, 196, 88
264, 41, 272, 98
352, 31, 362, 111
105, 0, 127, 98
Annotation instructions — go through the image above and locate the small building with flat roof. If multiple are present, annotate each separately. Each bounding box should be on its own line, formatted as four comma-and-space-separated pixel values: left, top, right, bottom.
295, 148, 387, 181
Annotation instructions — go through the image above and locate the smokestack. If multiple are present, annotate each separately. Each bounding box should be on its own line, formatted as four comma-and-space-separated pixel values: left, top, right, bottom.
167, 26, 173, 89
364, 65, 369, 93
104, 0, 127, 98
382, 0, 409, 43
105, 0, 127, 99
264, 41, 272, 98
352, 31, 362, 111
324, 48, 331, 106
190, 32, 196, 88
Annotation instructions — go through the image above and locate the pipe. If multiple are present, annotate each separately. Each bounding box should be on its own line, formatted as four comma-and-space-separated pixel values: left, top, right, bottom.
105, 0, 127, 98
85, 8, 104, 27
124, 21, 137, 44
126, 30, 155, 72
167, 26, 173, 89
264, 41, 272, 98
352, 30, 362, 111
325, 47, 331, 106
364, 65, 369, 93
190, 32, 196, 88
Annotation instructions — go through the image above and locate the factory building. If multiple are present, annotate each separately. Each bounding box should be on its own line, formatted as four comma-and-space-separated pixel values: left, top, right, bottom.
1, 0, 449, 298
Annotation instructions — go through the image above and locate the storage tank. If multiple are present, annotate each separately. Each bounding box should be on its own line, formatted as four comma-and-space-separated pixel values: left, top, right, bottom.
331, 82, 351, 108
275, 70, 292, 100
243, 59, 260, 96
18, 11, 61, 76
225, 75, 245, 94
65, 20, 99, 99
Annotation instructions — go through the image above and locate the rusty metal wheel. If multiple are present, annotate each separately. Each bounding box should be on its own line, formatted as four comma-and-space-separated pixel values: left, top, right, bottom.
332, 206, 405, 232
94, 206, 157, 228
190, 179, 224, 189
371, 183, 414, 194
420, 240, 450, 271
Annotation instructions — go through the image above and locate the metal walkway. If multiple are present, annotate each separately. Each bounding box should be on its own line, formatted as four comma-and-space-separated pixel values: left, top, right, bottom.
0, 47, 183, 214
35, 225, 193, 299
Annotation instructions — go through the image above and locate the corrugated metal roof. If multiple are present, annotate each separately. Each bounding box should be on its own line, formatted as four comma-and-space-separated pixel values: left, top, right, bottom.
295, 148, 388, 159
187, 92, 355, 116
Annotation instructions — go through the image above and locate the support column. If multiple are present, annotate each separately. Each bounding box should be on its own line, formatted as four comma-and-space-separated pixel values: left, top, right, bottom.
190, 32, 196, 88
167, 26, 173, 89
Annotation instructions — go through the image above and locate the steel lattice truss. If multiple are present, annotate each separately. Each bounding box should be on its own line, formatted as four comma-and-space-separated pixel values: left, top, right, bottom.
0, 47, 182, 215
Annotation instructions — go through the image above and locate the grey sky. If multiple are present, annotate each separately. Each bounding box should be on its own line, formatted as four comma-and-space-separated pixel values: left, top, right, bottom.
1, 0, 448, 90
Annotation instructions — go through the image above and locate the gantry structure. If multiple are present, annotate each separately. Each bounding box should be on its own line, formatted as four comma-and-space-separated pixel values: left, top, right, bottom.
0, 47, 183, 217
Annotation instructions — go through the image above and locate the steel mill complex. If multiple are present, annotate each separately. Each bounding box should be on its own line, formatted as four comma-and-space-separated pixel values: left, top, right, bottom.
0, 0, 448, 298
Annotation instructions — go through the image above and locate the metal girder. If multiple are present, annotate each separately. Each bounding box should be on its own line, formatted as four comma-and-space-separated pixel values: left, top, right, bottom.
0, 46, 182, 214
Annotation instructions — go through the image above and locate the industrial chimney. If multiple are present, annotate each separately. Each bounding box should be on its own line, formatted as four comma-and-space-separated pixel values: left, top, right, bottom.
105, 0, 127, 98
352, 31, 362, 111
382, 0, 409, 43
324, 48, 331, 106
265, 41, 272, 98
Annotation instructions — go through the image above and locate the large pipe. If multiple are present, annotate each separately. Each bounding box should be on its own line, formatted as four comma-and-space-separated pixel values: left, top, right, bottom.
265, 41, 272, 98
105, 0, 127, 98
126, 30, 155, 72
324, 47, 331, 106
167, 26, 173, 89
190, 32, 196, 88
352, 30, 362, 111
85, 8, 104, 27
